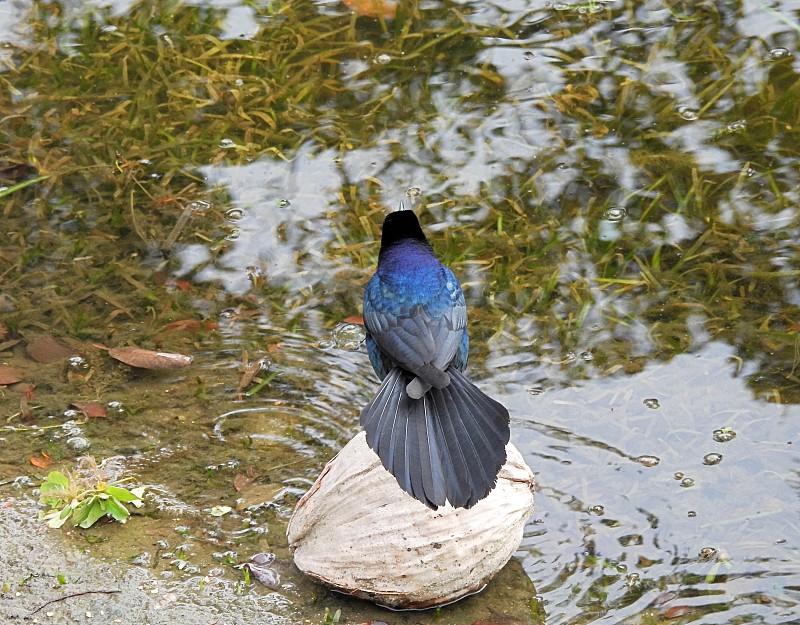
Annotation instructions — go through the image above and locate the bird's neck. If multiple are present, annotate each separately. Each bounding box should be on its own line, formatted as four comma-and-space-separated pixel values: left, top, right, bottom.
377, 239, 439, 274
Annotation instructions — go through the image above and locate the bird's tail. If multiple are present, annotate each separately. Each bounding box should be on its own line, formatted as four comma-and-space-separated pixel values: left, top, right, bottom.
360, 367, 510, 509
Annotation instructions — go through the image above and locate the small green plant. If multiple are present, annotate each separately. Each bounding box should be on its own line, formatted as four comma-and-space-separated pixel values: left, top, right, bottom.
322, 608, 341, 624
38, 458, 145, 529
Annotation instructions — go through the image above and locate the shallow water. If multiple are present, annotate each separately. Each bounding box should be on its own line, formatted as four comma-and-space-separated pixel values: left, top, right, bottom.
1, 1, 799, 624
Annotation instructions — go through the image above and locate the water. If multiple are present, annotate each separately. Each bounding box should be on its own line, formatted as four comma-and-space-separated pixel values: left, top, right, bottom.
1, 1, 799, 624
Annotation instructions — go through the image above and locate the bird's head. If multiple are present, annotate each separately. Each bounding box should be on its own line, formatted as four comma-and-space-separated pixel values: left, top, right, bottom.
380, 207, 430, 252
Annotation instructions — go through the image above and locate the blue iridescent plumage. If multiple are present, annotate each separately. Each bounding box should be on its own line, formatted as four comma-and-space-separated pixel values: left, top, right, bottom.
360, 209, 510, 509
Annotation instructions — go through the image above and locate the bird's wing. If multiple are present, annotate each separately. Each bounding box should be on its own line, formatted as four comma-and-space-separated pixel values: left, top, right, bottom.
364, 277, 466, 380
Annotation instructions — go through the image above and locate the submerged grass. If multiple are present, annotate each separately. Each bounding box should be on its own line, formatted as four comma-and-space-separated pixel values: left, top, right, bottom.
0, 0, 797, 399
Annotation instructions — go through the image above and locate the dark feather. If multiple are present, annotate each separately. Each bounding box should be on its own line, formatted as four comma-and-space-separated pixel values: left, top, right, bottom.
361, 366, 510, 509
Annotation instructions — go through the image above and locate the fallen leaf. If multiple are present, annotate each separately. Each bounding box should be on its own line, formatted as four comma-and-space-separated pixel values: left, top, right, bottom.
26, 334, 78, 363
107, 347, 193, 370
343, 315, 365, 326
341, 0, 397, 19
236, 358, 264, 399
161, 319, 218, 333
662, 606, 695, 619
0, 163, 37, 182
0, 365, 22, 386
9, 382, 35, 395
233, 473, 253, 493
69, 402, 108, 418
29, 452, 52, 469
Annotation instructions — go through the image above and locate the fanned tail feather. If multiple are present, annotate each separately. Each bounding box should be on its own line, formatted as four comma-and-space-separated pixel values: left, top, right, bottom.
360, 367, 510, 509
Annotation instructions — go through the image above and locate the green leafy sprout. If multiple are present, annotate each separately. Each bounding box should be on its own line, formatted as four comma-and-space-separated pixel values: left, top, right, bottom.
38, 459, 145, 529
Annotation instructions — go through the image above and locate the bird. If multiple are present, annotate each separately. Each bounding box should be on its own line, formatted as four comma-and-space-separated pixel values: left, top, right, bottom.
360, 208, 511, 510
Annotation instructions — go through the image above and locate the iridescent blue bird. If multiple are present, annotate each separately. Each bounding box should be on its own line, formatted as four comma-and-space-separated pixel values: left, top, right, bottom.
360, 209, 510, 509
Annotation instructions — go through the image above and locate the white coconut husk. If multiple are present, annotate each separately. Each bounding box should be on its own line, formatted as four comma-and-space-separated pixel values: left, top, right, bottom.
287, 432, 535, 609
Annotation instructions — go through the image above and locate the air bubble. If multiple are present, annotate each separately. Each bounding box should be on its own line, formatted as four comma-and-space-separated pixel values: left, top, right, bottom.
634, 455, 660, 467
767, 47, 790, 61
699, 546, 717, 560
626, 572, 641, 588
218, 138, 236, 149
676, 105, 698, 121
643, 398, 660, 409
225, 208, 244, 220
702, 452, 722, 465
712, 428, 736, 443
373, 53, 391, 65
68, 356, 89, 369
680, 477, 695, 488
106, 401, 126, 415
603, 206, 627, 222
588, 505, 604, 516
332, 323, 367, 351
527, 386, 544, 396
580, 351, 593, 361
277, 198, 291, 208
188, 200, 211, 213
406, 187, 421, 197
524, 51, 535, 60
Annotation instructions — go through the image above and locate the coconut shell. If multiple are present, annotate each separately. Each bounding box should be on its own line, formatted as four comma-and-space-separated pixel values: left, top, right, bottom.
287, 432, 535, 609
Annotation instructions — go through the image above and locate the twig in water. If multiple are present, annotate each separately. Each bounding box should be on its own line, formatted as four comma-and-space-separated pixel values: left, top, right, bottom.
30, 589, 120, 615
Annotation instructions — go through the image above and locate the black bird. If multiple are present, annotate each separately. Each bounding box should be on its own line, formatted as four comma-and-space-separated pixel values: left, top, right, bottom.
360, 209, 510, 509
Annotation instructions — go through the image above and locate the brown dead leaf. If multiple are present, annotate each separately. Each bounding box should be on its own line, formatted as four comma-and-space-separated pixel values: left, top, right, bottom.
27, 334, 78, 363
69, 402, 108, 418
662, 606, 695, 619
341, 0, 397, 19
29, 451, 52, 469
107, 347, 193, 370
160, 319, 218, 333
9, 382, 35, 395
233, 473, 253, 493
0, 365, 22, 386
343, 315, 365, 326
0, 163, 37, 182
236, 358, 263, 399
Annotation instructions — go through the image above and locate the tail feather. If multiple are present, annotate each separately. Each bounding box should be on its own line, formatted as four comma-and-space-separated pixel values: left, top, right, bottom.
360, 367, 510, 509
